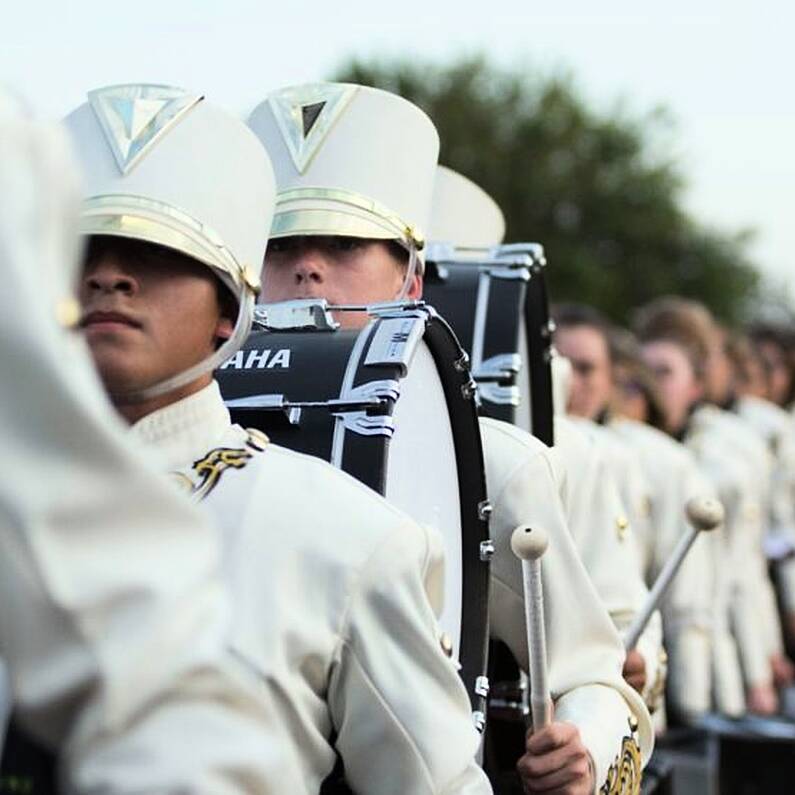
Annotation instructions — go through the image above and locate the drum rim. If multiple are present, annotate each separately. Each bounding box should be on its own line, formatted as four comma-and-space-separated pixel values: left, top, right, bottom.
421, 312, 491, 713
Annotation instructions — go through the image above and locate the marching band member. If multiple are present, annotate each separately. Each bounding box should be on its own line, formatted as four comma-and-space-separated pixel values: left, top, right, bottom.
65, 83, 489, 794
553, 306, 716, 723
250, 85, 652, 794
735, 329, 795, 652
427, 167, 662, 717
552, 309, 665, 714
0, 89, 278, 794
719, 331, 795, 687
635, 297, 779, 716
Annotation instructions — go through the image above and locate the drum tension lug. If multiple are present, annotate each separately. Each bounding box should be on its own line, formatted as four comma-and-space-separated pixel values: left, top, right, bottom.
454, 352, 470, 372
461, 378, 478, 400
472, 710, 487, 734
479, 540, 495, 562
475, 676, 490, 698
478, 500, 493, 522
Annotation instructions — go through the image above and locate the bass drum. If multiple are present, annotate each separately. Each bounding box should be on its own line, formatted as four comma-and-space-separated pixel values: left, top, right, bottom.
423, 245, 555, 792
423, 243, 554, 446
217, 302, 491, 718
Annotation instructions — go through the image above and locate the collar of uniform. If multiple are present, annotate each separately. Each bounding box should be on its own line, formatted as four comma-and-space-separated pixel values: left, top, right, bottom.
130, 380, 231, 470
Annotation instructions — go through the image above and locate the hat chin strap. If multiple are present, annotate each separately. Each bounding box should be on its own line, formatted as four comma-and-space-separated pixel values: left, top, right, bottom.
112, 291, 254, 404
395, 244, 420, 300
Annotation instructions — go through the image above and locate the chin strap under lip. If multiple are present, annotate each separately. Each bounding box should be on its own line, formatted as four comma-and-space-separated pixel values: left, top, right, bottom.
111, 289, 255, 404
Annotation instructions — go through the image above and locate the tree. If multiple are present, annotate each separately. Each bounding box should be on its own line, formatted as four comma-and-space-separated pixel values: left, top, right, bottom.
332, 55, 762, 325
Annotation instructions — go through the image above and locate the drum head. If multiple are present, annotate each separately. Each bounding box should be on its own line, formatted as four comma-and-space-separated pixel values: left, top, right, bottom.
0, 660, 8, 747
386, 340, 463, 660
515, 323, 532, 434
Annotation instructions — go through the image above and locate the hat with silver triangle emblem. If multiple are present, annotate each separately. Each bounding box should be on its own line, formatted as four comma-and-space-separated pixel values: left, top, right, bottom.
248, 82, 439, 262
63, 83, 277, 401
65, 83, 275, 299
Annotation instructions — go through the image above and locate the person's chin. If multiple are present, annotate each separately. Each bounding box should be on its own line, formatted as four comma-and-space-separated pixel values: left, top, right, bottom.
90, 354, 148, 396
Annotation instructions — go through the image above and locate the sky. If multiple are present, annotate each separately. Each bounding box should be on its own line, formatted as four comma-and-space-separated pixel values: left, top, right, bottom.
3, 0, 793, 299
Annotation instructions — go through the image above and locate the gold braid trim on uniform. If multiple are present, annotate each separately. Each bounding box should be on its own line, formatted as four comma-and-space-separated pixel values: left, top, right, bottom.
179, 430, 270, 501
599, 720, 642, 795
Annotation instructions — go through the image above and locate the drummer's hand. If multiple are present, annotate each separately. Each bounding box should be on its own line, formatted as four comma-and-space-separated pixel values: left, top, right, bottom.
771, 653, 795, 688
517, 719, 594, 795
622, 649, 647, 694
746, 682, 778, 716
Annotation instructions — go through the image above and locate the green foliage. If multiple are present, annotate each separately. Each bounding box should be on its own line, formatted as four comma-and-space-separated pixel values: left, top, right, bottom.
332, 55, 763, 325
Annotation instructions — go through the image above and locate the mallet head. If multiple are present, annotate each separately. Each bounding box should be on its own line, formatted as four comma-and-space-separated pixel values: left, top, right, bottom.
510, 525, 549, 561
685, 496, 724, 532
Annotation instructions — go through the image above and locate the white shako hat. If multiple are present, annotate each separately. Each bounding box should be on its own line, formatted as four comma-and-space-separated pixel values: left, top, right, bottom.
427, 165, 505, 258
64, 83, 276, 399
247, 82, 439, 268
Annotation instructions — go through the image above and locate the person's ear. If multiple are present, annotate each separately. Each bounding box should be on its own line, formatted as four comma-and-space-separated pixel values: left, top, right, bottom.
215, 317, 234, 341
405, 271, 423, 300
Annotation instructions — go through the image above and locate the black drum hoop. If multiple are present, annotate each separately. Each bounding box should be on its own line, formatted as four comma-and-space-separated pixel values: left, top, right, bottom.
423, 313, 491, 713
523, 265, 555, 447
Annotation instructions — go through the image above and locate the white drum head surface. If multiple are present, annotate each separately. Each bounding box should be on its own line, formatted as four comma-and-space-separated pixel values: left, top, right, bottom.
0, 657, 9, 749
386, 340, 464, 661
515, 324, 532, 434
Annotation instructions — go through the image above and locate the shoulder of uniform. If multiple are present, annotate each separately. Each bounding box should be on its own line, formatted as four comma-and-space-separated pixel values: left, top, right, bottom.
264, 443, 405, 509
615, 418, 690, 461
480, 416, 549, 456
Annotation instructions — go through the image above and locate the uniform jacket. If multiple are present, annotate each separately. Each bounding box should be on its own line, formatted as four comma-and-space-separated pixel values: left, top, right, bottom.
736, 395, 795, 614
686, 406, 773, 710
132, 382, 491, 795
480, 418, 651, 792
557, 418, 666, 712
0, 100, 302, 794
609, 418, 716, 720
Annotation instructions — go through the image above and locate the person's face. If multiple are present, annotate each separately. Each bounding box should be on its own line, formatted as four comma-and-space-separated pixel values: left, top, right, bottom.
79, 237, 232, 398
757, 340, 791, 406
641, 340, 702, 434
554, 324, 612, 420
262, 236, 421, 329
743, 355, 768, 399
705, 330, 734, 405
612, 364, 649, 424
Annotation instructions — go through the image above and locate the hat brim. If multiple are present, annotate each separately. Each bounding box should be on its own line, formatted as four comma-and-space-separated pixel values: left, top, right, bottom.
79, 195, 258, 296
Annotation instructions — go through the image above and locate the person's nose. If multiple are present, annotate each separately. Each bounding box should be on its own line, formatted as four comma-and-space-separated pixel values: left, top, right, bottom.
292, 248, 327, 287
82, 258, 139, 297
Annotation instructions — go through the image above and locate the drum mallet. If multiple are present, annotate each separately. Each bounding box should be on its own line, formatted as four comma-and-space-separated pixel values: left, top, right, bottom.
624, 496, 724, 650
511, 525, 552, 729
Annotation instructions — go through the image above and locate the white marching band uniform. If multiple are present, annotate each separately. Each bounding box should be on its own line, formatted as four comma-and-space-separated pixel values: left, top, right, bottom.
133, 382, 490, 794
429, 168, 663, 731
608, 417, 716, 720
701, 406, 782, 687
553, 417, 665, 711
685, 405, 771, 713
248, 90, 654, 791
0, 89, 288, 794
427, 165, 653, 783
735, 395, 795, 620
480, 419, 652, 786
63, 83, 490, 794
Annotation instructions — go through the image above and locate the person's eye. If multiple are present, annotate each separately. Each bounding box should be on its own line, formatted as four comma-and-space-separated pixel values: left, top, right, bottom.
267, 238, 294, 254
330, 237, 365, 253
